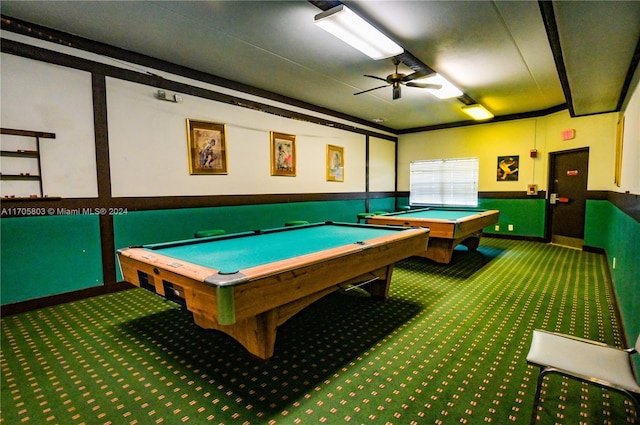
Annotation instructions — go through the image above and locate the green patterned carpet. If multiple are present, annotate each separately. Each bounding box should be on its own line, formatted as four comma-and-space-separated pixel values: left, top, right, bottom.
1, 238, 636, 424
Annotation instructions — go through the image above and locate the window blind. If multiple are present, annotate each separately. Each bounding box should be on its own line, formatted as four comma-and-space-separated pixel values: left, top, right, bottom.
409, 157, 479, 207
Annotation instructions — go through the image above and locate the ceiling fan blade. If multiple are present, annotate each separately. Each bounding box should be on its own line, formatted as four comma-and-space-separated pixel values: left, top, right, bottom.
401, 70, 435, 82
393, 84, 401, 100
363, 74, 389, 83
405, 82, 443, 89
354, 84, 389, 96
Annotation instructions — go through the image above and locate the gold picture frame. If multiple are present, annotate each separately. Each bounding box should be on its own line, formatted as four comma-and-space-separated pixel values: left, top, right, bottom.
614, 114, 624, 187
326, 144, 344, 182
270, 132, 296, 176
186, 119, 228, 175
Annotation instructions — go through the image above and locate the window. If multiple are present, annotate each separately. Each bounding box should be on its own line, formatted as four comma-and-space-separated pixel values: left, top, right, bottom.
409, 157, 479, 207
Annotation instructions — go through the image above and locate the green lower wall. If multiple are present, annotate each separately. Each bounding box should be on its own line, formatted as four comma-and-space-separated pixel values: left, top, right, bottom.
585, 200, 640, 354
3, 198, 637, 357
113, 199, 365, 248
1, 200, 367, 304
0, 197, 412, 303
368, 197, 397, 214
479, 199, 546, 237
1, 214, 104, 304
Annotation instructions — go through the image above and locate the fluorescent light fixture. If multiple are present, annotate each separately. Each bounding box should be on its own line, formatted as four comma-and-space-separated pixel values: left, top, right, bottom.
462, 104, 494, 120
314, 5, 403, 60
418, 74, 463, 99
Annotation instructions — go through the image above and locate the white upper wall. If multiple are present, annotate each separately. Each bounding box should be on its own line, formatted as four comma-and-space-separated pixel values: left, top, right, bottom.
0, 46, 380, 199
398, 110, 622, 193
399, 119, 539, 192
0, 54, 98, 198
540, 111, 618, 191
620, 78, 640, 195
106, 78, 366, 197
369, 137, 396, 192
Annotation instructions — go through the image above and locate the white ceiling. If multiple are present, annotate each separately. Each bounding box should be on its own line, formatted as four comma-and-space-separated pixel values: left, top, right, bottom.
2, 1, 639, 131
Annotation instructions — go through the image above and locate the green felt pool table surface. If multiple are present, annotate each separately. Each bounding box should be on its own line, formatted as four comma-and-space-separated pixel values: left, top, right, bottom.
142, 223, 404, 274
378, 207, 491, 220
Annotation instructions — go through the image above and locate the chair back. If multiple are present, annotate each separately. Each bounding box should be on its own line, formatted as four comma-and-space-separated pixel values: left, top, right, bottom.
636, 333, 640, 353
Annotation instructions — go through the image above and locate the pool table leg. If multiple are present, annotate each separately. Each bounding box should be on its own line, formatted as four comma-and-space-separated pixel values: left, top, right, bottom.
361, 265, 394, 298
422, 232, 482, 264
422, 238, 455, 264
460, 234, 480, 251
192, 309, 277, 360
191, 285, 338, 360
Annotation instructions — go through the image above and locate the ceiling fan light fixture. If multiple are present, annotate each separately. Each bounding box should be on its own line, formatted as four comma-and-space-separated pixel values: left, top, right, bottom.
419, 74, 463, 99
462, 104, 494, 120
314, 5, 404, 60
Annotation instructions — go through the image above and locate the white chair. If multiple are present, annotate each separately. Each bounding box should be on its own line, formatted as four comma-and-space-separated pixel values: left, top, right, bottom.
526, 329, 640, 424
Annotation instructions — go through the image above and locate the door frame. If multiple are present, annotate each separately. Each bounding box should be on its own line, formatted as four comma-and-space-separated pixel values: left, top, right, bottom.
545, 147, 590, 245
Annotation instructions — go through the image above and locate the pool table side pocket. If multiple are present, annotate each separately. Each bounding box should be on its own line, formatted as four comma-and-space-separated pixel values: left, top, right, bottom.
118, 254, 221, 318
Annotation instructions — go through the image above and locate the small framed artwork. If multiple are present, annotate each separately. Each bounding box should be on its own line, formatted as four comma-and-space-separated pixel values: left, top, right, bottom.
186, 119, 228, 174
326, 144, 344, 182
497, 155, 519, 181
270, 132, 296, 176
614, 115, 624, 187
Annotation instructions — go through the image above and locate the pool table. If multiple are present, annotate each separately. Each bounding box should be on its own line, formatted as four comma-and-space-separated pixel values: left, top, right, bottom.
117, 222, 429, 360
366, 207, 499, 264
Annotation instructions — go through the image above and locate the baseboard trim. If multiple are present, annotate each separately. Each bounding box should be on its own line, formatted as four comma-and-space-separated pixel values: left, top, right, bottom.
1, 282, 135, 317
483, 233, 547, 243
583, 245, 606, 254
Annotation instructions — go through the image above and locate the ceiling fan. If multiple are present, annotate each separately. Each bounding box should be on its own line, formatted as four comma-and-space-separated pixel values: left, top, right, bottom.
354, 58, 441, 100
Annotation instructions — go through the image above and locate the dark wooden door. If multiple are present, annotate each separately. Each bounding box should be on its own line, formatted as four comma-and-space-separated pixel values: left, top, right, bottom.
548, 149, 589, 246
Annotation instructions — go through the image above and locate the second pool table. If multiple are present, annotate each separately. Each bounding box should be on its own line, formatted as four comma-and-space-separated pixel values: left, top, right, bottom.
367, 207, 499, 264
117, 222, 429, 360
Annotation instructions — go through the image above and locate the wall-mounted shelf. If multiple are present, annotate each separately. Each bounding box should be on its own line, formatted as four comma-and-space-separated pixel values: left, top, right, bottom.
1, 150, 40, 158
1, 174, 41, 181
1, 128, 55, 199
1, 195, 61, 202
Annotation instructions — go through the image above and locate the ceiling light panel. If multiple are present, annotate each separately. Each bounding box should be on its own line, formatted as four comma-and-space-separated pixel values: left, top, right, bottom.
417, 74, 463, 99
314, 5, 404, 60
461, 104, 494, 120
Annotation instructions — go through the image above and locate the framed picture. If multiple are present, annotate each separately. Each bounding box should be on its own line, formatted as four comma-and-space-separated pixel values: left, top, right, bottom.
186, 119, 228, 174
326, 144, 344, 182
614, 114, 624, 187
270, 132, 296, 176
497, 155, 519, 181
